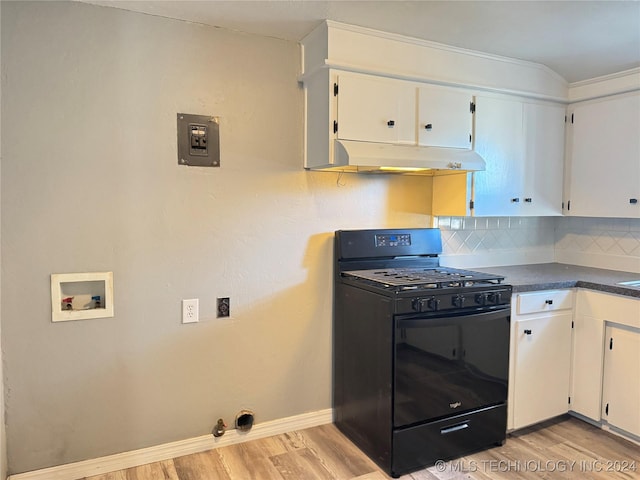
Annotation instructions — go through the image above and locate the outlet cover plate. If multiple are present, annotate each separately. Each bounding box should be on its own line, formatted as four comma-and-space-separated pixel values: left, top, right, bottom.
217, 297, 230, 318
182, 298, 199, 324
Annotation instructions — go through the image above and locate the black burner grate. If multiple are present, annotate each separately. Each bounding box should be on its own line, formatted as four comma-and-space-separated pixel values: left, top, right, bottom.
344, 267, 504, 290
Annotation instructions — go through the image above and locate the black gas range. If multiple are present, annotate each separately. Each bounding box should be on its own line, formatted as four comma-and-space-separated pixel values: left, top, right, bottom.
333, 228, 511, 477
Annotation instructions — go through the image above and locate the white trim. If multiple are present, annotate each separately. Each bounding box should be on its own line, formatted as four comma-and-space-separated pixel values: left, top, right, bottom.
298, 60, 569, 103
302, 20, 568, 101
324, 20, 567, 85
568, 67, 640, 102
8, 409, 333, 480
570, 67, 640, 89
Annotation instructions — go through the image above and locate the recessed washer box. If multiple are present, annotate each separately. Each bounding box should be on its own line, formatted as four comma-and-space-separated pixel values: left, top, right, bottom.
51, 272, 114, 322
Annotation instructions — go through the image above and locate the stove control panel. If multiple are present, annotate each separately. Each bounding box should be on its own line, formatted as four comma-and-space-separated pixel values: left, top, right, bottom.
374, 233, 412, 247
407, 288, 511, 314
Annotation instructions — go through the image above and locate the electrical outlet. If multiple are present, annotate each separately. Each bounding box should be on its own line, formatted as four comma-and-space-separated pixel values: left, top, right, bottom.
217, 297, 230, 318
182, 298, 199, 324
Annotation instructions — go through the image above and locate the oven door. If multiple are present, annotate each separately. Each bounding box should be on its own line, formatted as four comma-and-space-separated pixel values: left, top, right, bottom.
394, 307, 510, 428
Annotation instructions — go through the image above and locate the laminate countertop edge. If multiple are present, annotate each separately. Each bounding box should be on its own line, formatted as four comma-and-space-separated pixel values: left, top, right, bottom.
471, 263, 640, 299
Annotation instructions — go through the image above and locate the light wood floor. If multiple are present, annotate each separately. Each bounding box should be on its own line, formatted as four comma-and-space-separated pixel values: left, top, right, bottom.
82, 416, 639, 480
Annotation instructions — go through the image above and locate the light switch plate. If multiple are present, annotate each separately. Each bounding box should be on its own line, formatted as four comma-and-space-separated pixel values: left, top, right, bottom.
177, 113, 220, 167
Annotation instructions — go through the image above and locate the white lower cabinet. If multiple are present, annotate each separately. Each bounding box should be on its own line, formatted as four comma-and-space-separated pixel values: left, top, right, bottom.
570, 289, 640, 438
508, 288, 640, 442
509, 290, 574, 430
602, 325, 640, 437
569, 311, 605, 421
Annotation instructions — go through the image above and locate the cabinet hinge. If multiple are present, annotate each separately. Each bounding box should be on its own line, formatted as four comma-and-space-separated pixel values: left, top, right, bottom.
469, 200, 475, 210
609, 337, 613, 350
333, 83, 338, 96
571, 113, 574, 124
571, 321, 574, 328
567, 200, 571, 211
605, 403, 609, 415
333, 121, 338, 134
470, 102, 476, 113
568, 396, 571, 404
562, 201, 565, 210
469, 134, 472, 143
564, 115, 567, 123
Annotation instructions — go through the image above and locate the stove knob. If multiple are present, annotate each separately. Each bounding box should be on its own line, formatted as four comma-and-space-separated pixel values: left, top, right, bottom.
427, 297, 440, 311
488, 292, 503, 304
475, 293, 487, 305
452, 294, 465, 308
411, 298, 424, 312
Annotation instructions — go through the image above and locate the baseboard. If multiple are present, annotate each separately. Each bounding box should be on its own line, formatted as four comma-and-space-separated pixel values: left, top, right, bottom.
568, 411, 640, 446
8, 409, 333, 480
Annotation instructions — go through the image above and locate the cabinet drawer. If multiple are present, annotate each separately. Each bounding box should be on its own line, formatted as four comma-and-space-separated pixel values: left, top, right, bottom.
517, 290, 574, 315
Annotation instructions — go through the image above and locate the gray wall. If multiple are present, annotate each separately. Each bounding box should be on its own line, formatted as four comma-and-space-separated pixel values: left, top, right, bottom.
0, 2, 5, 478
5, 2, 637, 476
0, 1, 432, 474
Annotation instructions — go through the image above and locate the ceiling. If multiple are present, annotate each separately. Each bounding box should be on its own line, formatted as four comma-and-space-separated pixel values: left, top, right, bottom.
84, 1, 640, 83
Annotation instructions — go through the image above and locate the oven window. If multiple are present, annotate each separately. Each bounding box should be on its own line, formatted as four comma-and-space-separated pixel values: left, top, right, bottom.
394, 310, 509, 427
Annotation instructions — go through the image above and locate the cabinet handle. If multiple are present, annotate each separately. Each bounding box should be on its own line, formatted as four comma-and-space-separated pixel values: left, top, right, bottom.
424, 123, 433, 130
387, 120, 395, 127
511, 198, 520, 203
524, 198, 532, 203
524, 329, 532, 335
545, 299, 553, 305
630, 198, 638, 204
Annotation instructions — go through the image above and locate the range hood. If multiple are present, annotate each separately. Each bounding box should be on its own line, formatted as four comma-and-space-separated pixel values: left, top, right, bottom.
330, 140, 486, 175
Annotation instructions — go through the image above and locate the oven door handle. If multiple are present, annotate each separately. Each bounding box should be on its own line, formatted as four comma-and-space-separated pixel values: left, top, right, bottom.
397, 307, 510, 329
441, 421, 470, 435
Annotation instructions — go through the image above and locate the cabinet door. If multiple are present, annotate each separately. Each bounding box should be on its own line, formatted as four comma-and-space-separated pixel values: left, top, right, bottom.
473, 95, 525, 216
567, 92, 640, 218
417, 86, 472, 149
602, 326, 640, 437
512, 313, 572, 429
522, 102, 565, 216
336, 73, 415, 144
570, 313, 605, 421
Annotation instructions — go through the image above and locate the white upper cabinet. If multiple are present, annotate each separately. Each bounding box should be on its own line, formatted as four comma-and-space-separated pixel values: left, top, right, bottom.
473, 95, 525, 217
433, 95, 565, 217
334, 72, 475, 150
565, 91, 640, 218
522, 101, 566, 216
417, 85, 473, 149
336, 73, 416, 145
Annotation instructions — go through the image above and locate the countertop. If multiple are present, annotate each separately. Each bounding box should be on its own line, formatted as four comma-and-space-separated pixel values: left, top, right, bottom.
473, 263, 640, 298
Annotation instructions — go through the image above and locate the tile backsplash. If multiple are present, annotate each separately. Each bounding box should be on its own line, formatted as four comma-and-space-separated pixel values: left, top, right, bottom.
555, 217, 640, 272
434, 216, 557, 268
434, 216, 640, 273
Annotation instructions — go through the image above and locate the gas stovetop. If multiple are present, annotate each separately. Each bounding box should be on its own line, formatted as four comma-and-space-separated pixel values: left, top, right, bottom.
343, 267, 505, 291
